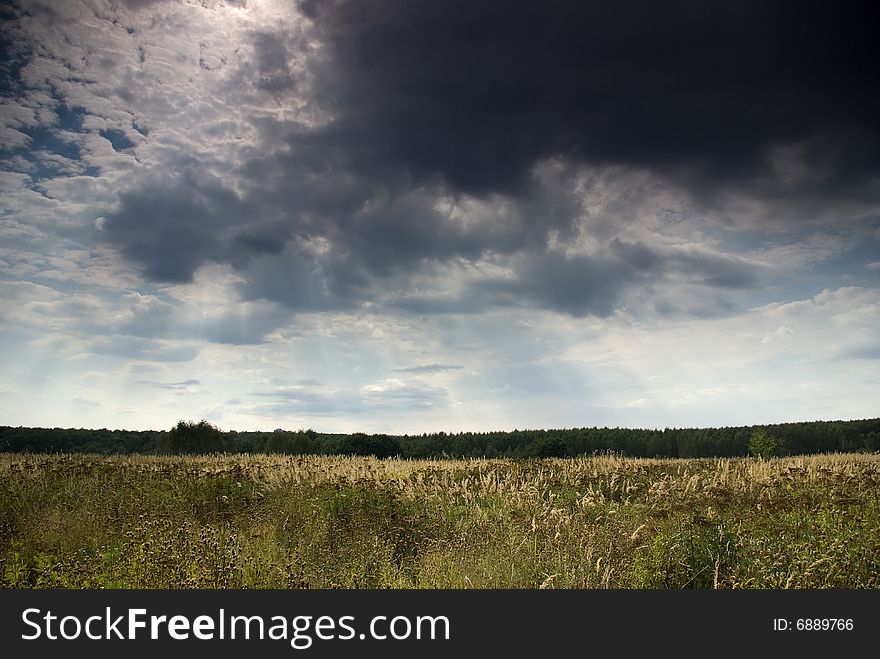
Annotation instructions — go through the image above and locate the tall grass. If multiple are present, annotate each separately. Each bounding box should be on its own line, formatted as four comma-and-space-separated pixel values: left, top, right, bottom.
1, 453, 877, 588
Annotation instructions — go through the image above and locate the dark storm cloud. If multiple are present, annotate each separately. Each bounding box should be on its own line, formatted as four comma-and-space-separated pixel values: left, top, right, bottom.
274, 0, 876, 306
394, 241, 759, 317
92, 0, 879, 320
237, 246, 361, 312
101, 171, 241, 283
197, 304, 294, 345
101, 168, 291, 283
300, 0, 880, 196
475, 254, 638, 317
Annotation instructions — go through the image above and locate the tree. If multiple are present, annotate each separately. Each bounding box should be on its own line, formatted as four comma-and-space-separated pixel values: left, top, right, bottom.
531, 436, 569, 458
748, 428, 780, 460
161, 419, 225, 455
265, 429, 319, 455
337, 432, 400, 458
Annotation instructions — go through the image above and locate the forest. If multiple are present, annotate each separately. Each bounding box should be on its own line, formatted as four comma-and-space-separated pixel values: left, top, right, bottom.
2, 417, 879, 458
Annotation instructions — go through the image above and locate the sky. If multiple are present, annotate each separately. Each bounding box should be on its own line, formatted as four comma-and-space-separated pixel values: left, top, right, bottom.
1, 0, 879, 434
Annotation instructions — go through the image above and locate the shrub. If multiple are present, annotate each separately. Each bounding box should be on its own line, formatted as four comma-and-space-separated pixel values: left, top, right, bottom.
161, 419, 225, 455
748, 429, 781, 460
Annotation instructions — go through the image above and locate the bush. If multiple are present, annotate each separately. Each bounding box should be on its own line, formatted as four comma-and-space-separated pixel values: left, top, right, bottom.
161, 419, 225, 455
748, 429, 780, 460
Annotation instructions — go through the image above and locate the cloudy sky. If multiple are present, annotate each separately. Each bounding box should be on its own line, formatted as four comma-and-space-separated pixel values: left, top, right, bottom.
1, 0, 878, 434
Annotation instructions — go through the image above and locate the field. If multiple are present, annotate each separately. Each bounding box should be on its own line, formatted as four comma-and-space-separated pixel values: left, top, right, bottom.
1, 452, 878, 589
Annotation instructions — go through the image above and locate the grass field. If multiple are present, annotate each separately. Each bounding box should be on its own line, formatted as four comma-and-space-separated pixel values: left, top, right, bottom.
1, 452, 878, 588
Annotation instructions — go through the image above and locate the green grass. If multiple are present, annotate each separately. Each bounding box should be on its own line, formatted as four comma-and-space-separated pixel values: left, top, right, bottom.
1, 453, 878, 588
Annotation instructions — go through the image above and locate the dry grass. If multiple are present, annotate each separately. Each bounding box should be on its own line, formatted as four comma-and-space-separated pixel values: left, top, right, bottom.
1, 452, 878, 588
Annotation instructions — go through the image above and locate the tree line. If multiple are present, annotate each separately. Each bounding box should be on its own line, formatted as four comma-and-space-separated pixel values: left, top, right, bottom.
1, 417, 879, 458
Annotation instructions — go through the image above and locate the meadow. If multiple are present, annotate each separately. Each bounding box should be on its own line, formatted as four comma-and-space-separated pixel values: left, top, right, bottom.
1, 452, 878, 588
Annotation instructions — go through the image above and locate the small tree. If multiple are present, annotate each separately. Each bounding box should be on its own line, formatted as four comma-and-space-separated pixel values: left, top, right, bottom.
163, 419, 225, 455
748, 428, 780, 460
